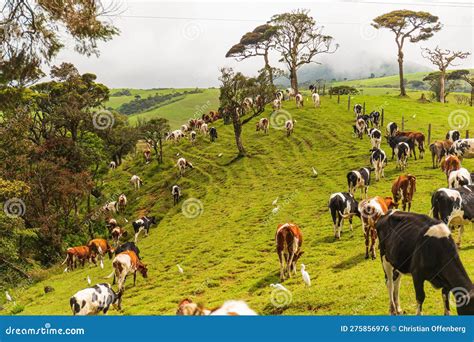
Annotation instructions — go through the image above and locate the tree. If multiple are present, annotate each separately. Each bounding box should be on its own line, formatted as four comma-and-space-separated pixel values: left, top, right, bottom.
372, 10, 441, 96
423, 71, 456, 102
421, 47, 470, 103
140, 118, 170, 164
226, 24, 279, 84
270, 9, 337, 94
449, 70, 474, 106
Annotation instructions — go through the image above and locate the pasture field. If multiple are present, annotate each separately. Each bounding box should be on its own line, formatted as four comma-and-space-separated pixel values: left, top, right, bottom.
4, 90, 474, 316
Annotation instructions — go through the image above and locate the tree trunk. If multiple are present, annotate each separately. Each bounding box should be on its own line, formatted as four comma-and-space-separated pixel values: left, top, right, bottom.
159, 137, 163, 163
439, 70, 446, 103
290, 67, 298, 94
264, 51, 273, 85
397, 49, 406, 96
231, 107, 246, 156
470, 86, 473, 107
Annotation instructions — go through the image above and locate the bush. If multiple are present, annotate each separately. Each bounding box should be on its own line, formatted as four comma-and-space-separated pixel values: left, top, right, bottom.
329, 85, 359, 95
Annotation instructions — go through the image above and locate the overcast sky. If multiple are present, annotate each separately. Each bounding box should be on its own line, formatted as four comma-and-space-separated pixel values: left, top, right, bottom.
55, 0, 474, 88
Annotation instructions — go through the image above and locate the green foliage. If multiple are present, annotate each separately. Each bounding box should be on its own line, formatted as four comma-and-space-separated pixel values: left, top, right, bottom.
111, 89, 132, 97
329, 85, 359, 95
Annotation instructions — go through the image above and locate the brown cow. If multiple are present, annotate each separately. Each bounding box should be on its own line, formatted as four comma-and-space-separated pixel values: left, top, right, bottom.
392, 174, 416, 211
429, 140, 453, 169
61, 246, 93, 271
275, 223, 303, 281
110, 250, 148, 292
358, 196, 397, 259
440, 154, 461, 177
87, 238, 113, 268
396, 131, 425, 159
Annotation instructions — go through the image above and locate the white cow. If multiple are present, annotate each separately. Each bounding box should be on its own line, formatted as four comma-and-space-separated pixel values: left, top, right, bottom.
200, 123, 209, 135
311, 93, 320, 108
448, 168, 472, 189
130, 175, 143, 190
177, 157, 193, 175
295, 93, 304, 108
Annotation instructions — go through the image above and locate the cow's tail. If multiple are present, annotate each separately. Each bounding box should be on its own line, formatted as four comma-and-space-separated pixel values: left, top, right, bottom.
105, 270, 115, 279
61, 253, 69, 265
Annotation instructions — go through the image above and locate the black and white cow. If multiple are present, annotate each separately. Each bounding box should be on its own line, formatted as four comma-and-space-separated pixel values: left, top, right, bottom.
368, 128, 382, 149
354, 117, 367, 139
369, 111, 380, 128
172, 185, 181, 205
431, 186, 474, 246
386, 122, 398, 137
210, 127, 218, 142
451, 139, 474, 159
133, 216, 157, 243
354, 104, 362, 116
370, 148, 387, 181
70, 283, 122, 315
114, 242, 141, 259
387, 135, 416, 161
347, 167, 371, 198
328, 192, 360, 239
395, 142, 410, 170
376, 211, 474, 315
446, 130, 460, 143
448, 168, 471, 189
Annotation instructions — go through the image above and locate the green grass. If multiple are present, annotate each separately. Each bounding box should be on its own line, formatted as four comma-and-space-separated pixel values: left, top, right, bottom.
4, 90, 474, 316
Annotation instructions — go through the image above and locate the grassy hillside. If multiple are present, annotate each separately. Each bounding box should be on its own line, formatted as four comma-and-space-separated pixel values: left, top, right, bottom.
5, 90, 474, 316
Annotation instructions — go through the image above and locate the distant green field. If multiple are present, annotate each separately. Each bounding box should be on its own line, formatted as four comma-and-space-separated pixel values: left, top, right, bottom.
6, 87, 474, 316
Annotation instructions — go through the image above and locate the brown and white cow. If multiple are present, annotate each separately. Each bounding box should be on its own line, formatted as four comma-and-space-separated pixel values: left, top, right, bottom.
358, 196, 397, 259
285, 120, 295, 137
395, 131, 425, 159
176, 298, 257, 316
87, 239, 113, 269
429, 140, 453, 169
295, 93, 304, 108
110, 250, 148, 292
111, 227, 127, 247
440, 155, 461, 177
143, 148, 151, 164
392, 174, 416, 212
256, 118, 269, 134
275, 223, 303, 281
177, 157, 193, 175
61, 246, 93, 272
117, 194, 127, 212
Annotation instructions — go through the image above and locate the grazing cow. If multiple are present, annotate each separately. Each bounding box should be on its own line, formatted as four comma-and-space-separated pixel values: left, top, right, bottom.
451, 139, 474, 159
255, 95, 264, 109
256, 118, 269, 134
143, 148, 151, 164
387, 136, 416, 161
446, 130, 460, 143
166, 130, 185, 143
295, 93, 304, 108
200, 123, 209, 135
106, 218, 118, 231
190, 130, 197, 144
285, 120, 294, 137
431, 186, 474, 247
441, 155, 461, 176
369, 111, 380, 128
275, 91, 284, 102
354, 117, 367, 139
87, 238, 113, 268
209, 127, 218, 142
111, 250, 148, 292
395, 131, 425, 159
448, 168, 471, 188
368, 128, 382, 149
195, 119, 204, 129
386, 122, 398, 137
328, 192, 360, 239
176, 298, 257, 316
430, 140, 453, 169
391, 174, 416, 211
70, 283, 122, 315
117, 194, 127, 212
242, 97, 253, 111
376, 211, 474, 315
102, 201, 118, 214
370, 148, 387, 181
286, 87, 295, 100
133, 216, 157, 243
395, 142, 410, 170
130, 175, 143, 190
272, 99, 281, 110
354, 104, 362, 116
172, 185, 181, 206
177, 157, 193, 175
311, 93, 320, 108
109, 161, 116, 169
358, 196, 396, 259
111, 227, 127, 247
275, 223, 303, 281
114, 242, 141, 260
347, 167, 371, 198
181, 124, 189, 133
61, 246, 93, 271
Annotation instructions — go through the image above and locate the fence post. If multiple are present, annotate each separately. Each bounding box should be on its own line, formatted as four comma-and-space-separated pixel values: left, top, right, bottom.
466, 130, 469, 139
428, 123, 431, 145
363, 102, 366, 115
337, 93, 340, 104
381, 109, 384, 126
348, 96, 351, 111
402, 116, 405, 131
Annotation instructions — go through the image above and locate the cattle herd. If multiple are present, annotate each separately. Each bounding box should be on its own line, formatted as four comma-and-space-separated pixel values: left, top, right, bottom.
62, 88, 474, 316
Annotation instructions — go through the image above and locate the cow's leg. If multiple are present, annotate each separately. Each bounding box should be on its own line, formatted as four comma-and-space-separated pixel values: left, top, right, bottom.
457, 225, 464, 247
335, 214, 342, 239
348, 217, 353, 232
442, 288, 451, 315
382, 256, 397, 315
391, 149, 395, 160
413, 275, 425, 315
287, 250, 295, 278
278, 251, 285, 281
393, 270, 403, 314
364, 226, 370, 259
370, 227, 377, 260
407, 201, 411, 212
133, 271, 137, 286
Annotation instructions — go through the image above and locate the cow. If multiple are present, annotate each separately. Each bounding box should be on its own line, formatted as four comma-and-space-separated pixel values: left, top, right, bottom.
242, 97, 253, 111
117, 194, 127, 212
286, 87, 295, 100
143, 148, 151, 164
328, 192, 360, 239
387, 135, 416, 161
354, 104, 362, 116
446, 130, 460, 143
395, 142, 410, 170
172, 185, 181, 206
431, 186, 474, 246
450, 139, 474, 159
285, 120, 294, 137
295, 93, 304, 108
255, 95, 264, 109
275, 91, 284, 102
368, 128, 382, 149
395, 131, 425, 159
190, 130, 197, 144
347, 167, 371, 199
369, 111, 380, 128
256, 118, 269, 134
376, 211, 474, 315
110, 250, 148, 292
311, 93, 320, 108
386, 122, 398, 137
176, 298, 257, 316
370, 148, 387, 181
87, 238, 113, 268
177, 157, 193, 175
354, 117, 367, 139
106, 218, 118, 232
133, 216, 157, 243
114, 242, 141, 260
102, 201, 118, 214
130, 175, 143, 190
166, 130, 185, 143
358, 196, 396, 259
70, 283, 122, 315
109, 161, 116, 169
275, 223, 303, 281
429, 140, 453, 169
200, 123, 209, 135
441, 155, 461, 177
61, 246, 93, 271
111, 227, 127, 247
448, 168, 471, 189
209, 127, 218, 142
272, 99, 281, 110
391, 174, 416, 211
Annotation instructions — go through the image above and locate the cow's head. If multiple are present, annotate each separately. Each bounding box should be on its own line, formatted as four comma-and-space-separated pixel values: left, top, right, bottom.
138, 262, 148, 278
256, 122, 260, 131
148, 216, 157, 225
